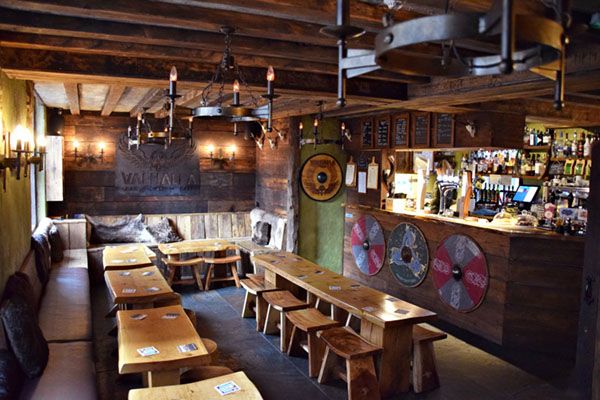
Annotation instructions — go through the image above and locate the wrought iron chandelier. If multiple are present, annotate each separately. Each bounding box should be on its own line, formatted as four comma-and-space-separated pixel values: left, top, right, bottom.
323, 0, 569, 110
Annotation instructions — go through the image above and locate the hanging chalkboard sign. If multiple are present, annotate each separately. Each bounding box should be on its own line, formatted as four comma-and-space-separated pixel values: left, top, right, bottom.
357, 153, 370, 169
375, 116, 390, 148
411, 112, 430, 148
392, 113, 410, 148
361, 118, 374, 148
433, 113, 455, 148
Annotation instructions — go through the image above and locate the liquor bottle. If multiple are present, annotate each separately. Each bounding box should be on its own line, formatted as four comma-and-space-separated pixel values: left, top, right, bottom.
534, 155, 543, 176
571, 132, 578, 157
529, 129, 536, 146
577, 132, 585, 158
584, 134, 591, 158
543, 129, 551, 145
557, 131, 565, 157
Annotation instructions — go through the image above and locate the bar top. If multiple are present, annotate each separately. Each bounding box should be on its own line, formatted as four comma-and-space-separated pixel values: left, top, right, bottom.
347, 205, 585, 242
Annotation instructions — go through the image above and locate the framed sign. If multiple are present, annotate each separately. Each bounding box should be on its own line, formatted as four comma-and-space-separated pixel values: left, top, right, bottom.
392, 113, 410, 148
411, 112, 431, 149
432, 113, 455, 148
360, 118, 374, 148
375, 116, 390, 148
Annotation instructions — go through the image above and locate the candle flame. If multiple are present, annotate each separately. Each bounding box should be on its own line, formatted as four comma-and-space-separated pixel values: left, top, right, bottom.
73, 140, 80, 150
313, 118, 319, 127
170, 66, 178, 82
266, 66, 275, 82
299, 122, 303, 130
98, 142, 106, 151
233, 80, 240, 93
229, 144, 237, 154
207, 144, 215, 153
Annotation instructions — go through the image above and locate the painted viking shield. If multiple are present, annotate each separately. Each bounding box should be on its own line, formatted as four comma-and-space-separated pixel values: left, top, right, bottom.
351, 215, 385, 276
388, 223, 429, 287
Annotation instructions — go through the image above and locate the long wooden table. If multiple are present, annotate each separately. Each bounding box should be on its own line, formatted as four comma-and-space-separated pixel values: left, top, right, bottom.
117, 305, 210, 387
252, 252, 437, 398
158, 239, 237, 257
103, 244, 155, 270
105, 265, 177, 307
128, 371, 263, 400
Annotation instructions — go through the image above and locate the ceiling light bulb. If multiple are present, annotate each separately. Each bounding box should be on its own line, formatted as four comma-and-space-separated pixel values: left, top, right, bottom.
267, 66, 275, 82
233, 80, 240, 93
170, 66, 178, 82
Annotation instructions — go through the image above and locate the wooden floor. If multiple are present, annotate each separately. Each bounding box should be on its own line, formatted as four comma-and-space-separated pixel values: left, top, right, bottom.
92, 283, 578, 400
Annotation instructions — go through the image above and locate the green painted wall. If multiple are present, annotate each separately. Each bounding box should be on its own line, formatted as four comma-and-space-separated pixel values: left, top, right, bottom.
34, 97, 46, 222
298, 117, 346, 273
0, 71, 32, 293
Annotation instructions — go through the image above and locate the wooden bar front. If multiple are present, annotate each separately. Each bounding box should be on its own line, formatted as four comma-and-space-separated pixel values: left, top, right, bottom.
344, 205, 585, 359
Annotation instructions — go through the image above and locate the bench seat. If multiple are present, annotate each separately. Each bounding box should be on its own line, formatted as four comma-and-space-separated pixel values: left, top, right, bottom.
52, 249, 89, 270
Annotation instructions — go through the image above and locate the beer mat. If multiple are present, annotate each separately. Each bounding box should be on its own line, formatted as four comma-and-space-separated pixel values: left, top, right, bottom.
385, 297, 400, 302
137, 346, 159, 357
362, 306, 376, 312
395, 309, 409, 315
329, 285, 342, 291
122, 288, 137, 294
297, 275, 308, 279
314, 271, 324, 275
130, 313, 147, 320
119, 271, 131, 276
141, 271, 154, 276
111, 259, 124, 264
126, 258, 138, 263
350, 284, 361, 289
177, 343, 198, 353
145, 286, 160, 292
162, 313, 180, 320
214, 381, 241, 396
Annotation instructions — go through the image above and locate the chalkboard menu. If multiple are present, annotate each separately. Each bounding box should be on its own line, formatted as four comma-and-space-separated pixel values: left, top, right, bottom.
392, 113, 409, 148
433, 113, 455, 147
375, 116, 390, 148
411, 112, 430, 148
361, 118, 373, 148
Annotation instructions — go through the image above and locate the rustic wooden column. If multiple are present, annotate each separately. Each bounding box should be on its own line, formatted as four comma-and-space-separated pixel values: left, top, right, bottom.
286, 116, 301, 253
576, 140, 600, 400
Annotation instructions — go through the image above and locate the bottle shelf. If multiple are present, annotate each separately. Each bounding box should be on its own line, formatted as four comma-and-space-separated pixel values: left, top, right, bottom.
523, 145, 551, 151
550, 156, 591, 162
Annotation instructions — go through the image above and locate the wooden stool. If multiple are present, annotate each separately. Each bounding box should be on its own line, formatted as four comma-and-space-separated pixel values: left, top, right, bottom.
245, 273, 264, 285
164, 256, 204, 290
262, 290, 309, 352
286, 308, 343, 377
240, 279, 280, 331
317, 327, 382, 400
412, 325, 447, 393
204, 255, 242, 290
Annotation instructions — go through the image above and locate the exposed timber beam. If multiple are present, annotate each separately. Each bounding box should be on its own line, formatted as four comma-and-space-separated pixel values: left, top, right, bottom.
0, 48, 407, 103
63, 82, 80, 115
130, 88, 163, 117
100, 84, 126, 116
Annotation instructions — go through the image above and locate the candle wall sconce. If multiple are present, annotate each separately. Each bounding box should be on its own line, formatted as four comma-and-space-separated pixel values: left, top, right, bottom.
205, 144, 236, 169
0, 125, 45, 191
72, 141, 105, 166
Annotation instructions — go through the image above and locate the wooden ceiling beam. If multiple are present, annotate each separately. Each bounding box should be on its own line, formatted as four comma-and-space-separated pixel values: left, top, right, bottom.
100, 84, 126, 116
130, 88, 163, 117
0, 48, 406, 103
63, 82, 80, 115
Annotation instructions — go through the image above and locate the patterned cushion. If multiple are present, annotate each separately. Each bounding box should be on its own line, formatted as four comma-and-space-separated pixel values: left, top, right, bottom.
48, 224, 64, 263
31, 233, 51, 284
0, 349, 24, 400
146, 217, 183, 244
86, 214, 153, 244
0, 296, 48, 378
2, 273, 38, 315
252, 222, 271, 246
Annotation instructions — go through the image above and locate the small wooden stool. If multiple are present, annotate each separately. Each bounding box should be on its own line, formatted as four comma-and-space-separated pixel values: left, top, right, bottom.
246, 273, 264, 285
204, 255, 242, 290
164, 256, 204, 290
412, 325, 447, 393
286, 308, 343, 377
240, 279, 280, 331
262, 290, 309, 352
318, 327, 382, 400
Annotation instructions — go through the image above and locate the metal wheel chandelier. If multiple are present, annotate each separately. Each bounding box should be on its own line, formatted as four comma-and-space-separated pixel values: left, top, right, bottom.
323, 0, 569, 110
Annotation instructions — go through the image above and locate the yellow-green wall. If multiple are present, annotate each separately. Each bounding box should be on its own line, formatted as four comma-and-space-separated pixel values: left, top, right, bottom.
298, 117, 346, 273
0, 71, 33, 293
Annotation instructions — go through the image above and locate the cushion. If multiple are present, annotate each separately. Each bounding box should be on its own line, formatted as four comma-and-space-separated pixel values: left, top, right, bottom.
146, 217, 183, 243
0, 296, 48, 378
252, 222, 271, 246
19, 342, 97, 400
86, 214, 153, 244
31, 233, 51, 284
48, 224, 64, 263
2, 273, 37, 315
38, 268, 92, 343
0, 349, 24, 400
18, 255, 43, 309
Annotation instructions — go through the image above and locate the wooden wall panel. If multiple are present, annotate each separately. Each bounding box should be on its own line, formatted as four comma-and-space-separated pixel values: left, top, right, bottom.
48, 113, 256, 216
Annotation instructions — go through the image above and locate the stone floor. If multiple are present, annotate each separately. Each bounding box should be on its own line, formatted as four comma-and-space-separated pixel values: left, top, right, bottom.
92, 283, 579, 400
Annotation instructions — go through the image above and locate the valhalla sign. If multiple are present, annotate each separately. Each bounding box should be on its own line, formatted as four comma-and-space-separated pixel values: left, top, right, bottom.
115, 134, 201, 196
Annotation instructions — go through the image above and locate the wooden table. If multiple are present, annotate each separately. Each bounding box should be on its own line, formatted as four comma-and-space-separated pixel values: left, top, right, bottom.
128, 371, 263, 400
252, 252, 437, 398
158, 239, 238, 257
117, 305, 210, 387
105, 266, 177, 307
103, 244, 155, 270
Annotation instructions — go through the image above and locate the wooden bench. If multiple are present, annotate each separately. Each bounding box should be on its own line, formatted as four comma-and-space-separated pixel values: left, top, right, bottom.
262, 290, 309, 352
317, 327, 382, 400
204, 255, 242, 290
286, 308, 343, 377
412, 325, 447, 393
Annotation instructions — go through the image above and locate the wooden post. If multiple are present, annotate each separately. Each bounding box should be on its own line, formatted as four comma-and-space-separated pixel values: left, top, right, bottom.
286, 116, 301, 253
576, 141, 600, 400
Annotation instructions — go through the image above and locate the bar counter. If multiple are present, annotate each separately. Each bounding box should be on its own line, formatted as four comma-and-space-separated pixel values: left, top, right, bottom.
343, 205, 585, 359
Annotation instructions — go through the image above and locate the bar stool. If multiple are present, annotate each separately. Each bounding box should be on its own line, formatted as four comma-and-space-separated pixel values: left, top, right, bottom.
286, 308, 343, 377
240, 278, 280, 331
163, 256, 204, 290
204, 254, 242, 290
317, 327, 382, 400
262, 290, 309, 352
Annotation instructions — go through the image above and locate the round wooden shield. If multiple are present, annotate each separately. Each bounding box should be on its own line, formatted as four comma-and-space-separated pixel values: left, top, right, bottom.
432, 234, 488, 312
388, 223, 429, 287
300, 153, 343, 202
351, 215, 385, 276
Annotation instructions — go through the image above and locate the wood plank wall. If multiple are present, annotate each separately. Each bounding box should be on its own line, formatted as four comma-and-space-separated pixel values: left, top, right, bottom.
47, 113, 256, 216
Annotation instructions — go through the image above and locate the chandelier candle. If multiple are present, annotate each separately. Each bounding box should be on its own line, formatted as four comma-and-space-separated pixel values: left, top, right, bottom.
233, 80, 240, 106
266, 66, 275, 132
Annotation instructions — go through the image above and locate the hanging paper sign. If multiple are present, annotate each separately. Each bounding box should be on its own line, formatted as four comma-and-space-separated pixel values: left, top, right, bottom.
388, 223, 429, 287
357, 171, 367, 194
300, 153, 343, 202
351, 215, 385, 276
346, 156, 357, 187
432, 234, 488, 312
367, 157, 379, 190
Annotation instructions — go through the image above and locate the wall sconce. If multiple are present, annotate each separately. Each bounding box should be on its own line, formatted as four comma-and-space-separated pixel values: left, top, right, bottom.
341, 122, 352, 142
72, 140, 105, 165
0, 125, 44, 190
205, 144, 236, 168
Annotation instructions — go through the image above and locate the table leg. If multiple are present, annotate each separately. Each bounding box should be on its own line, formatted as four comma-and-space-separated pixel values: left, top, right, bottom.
256, 293, 267, 332
360, 320, 412, 398
145, 369, 181, 387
